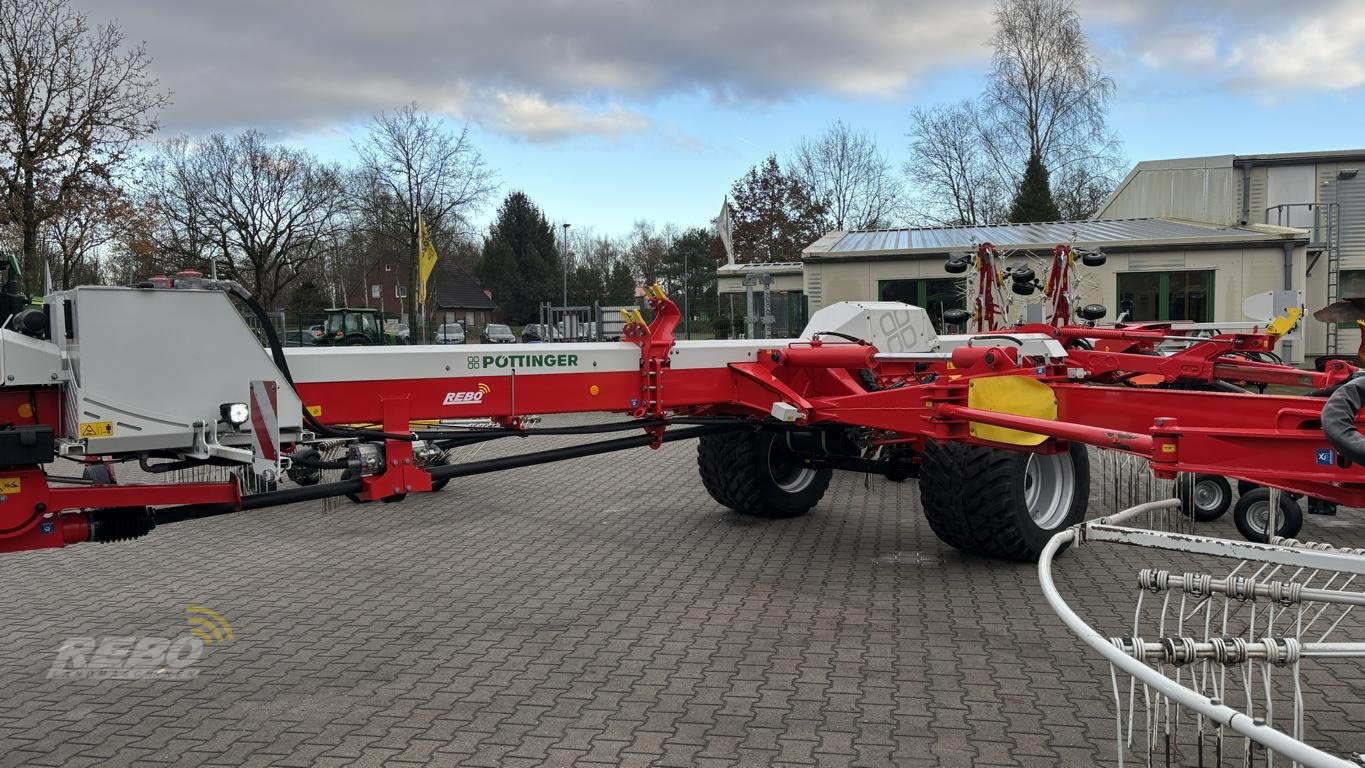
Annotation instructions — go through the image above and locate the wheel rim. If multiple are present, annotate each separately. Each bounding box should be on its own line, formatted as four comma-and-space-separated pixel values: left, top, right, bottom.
1193, 479, 1225, 511
767, 440, 816, 493
1024, 452, 1076, 530
1246, 500, 1273, 536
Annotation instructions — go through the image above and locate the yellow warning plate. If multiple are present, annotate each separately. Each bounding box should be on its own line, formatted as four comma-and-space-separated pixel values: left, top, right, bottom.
0, 477, 19, 493
306, 405, 323, 417
79, 421, 114, 438
966, 376, 1057, 446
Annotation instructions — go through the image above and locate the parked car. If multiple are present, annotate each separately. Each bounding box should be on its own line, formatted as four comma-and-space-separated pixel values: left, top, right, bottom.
306, 324, 324, 338
395, 323, 411, 343
555, 320, 599, 341
283, 329, 317, 346
435, 322, 466, 344
520, 323, 560, 343
480, 323, 516, 344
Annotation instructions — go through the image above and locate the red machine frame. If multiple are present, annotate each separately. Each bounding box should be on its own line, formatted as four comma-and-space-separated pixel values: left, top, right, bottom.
0, 279, 1361, 556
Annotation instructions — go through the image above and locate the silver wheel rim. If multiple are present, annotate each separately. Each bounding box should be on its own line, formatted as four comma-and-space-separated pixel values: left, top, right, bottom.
1194, 480, 1225, 511
768, 440, 816, 493
1247, 500, 1272, 536
1024, 452, 1076, 530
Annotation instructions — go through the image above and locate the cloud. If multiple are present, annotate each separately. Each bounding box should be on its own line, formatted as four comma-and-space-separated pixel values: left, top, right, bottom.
74, 0, 995, 139
475, 93, 650, 142
1228, 6, 1365, 90
1089, 0, 1365, 92
72, 0, 1365, 143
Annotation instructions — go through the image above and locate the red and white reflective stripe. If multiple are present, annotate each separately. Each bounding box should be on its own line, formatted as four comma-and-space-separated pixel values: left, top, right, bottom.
248, 380, 278, 461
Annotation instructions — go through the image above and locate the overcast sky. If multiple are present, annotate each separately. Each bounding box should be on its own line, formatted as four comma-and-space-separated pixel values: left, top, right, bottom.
72, 0, 1365, 234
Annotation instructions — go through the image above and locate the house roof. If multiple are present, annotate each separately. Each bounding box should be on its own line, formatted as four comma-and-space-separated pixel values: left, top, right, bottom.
428, 262, 496, 309
716, 261, 803, 275
803, 217, 1306, 261
1093, 149, 1365, 220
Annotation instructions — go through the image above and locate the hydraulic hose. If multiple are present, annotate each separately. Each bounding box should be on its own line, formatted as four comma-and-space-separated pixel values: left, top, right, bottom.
149, 424, 744, 525
428, 424, 737, 481
227, 284, 412, 442
1320, 373, 1365, 464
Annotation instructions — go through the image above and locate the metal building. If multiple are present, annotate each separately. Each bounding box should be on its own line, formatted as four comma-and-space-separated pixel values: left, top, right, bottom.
1097, 150, 1365, 358
797, 218, 1309, 361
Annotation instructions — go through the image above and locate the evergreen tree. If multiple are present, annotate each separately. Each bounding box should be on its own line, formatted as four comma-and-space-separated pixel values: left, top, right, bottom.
662, 227, 718, 320
1007, 152, 1062, 223
475, 191, 559, 322
604, 258, 636, 304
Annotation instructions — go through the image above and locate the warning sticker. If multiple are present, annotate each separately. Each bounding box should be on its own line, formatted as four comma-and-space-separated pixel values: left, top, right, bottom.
306, 405, 323, 418
79, 421, 114, 438
0, 477, 20, 494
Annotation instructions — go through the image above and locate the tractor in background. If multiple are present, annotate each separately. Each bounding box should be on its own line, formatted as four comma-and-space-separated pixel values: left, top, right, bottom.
313, 307, 403, 346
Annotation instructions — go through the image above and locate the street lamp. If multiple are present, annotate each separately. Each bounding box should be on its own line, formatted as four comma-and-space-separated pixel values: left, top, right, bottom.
561, 222, 571, 309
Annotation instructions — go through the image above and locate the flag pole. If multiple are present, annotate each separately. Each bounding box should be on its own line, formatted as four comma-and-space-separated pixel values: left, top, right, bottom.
415, 203, 422, 344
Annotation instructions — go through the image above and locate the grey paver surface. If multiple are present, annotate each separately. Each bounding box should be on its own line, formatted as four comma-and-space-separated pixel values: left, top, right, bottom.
1, 418, 1363, 766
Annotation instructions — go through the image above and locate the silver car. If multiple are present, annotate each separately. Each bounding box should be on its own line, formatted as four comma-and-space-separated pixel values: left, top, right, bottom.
435, 322, 466, 344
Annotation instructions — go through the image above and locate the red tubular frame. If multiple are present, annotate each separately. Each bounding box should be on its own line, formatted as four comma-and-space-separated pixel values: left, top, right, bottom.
3, 288, 1364, 556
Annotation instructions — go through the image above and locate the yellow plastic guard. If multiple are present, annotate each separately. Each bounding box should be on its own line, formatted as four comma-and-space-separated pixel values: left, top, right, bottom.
965, 376, 1058, 446
1265, 306, 1302, 338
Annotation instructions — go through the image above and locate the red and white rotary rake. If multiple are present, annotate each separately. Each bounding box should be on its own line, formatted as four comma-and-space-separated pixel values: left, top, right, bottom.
0, 250, 1362, 562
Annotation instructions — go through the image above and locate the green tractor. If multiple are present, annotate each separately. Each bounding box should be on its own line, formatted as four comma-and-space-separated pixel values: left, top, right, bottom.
313, 308, 403, 346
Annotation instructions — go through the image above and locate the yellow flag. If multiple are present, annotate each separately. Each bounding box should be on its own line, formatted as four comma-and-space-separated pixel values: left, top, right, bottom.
417, 214, 439, 304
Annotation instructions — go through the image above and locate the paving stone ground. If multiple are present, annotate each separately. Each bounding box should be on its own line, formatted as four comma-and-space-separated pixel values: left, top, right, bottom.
1, 418, 1363, 767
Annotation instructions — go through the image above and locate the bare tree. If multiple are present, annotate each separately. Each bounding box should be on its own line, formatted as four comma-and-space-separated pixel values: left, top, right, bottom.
905, 102, 1008, 226
729, 155, 828, 262
140, 131, 348, 307
1051, 162, 1116, 221
0, 0, 167, 290
791, 120, 902, 230
626, 220, 667, 285
353, 103, 497, 331
981, 0, 1120, 213
46, 182, 128, 288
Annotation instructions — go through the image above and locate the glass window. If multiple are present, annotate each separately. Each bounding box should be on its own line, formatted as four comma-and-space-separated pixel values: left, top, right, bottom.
1116, 271, 1214, 322
878, 278, 966, 330
1341, 270, 1365, 299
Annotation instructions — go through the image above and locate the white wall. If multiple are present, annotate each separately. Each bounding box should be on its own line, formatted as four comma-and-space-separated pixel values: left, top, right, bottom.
805, 244, 1315, 361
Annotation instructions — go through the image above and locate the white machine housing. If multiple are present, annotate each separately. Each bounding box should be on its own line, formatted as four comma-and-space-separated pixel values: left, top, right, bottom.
2, 286, 302, 465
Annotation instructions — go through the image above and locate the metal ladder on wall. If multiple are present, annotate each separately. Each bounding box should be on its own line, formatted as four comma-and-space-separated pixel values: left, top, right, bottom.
1319, 203, 1342, 357
1275, 203, 1341, 356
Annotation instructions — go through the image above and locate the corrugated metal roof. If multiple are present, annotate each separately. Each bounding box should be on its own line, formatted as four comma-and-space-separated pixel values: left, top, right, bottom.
809, 217, 1303, 258
717, 261, 802, 274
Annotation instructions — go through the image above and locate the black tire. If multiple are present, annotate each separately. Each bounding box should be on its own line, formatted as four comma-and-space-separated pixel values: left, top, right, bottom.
1176, 474, 1232, 522
82, 462, 114, 484
428, 452, 451, 492
696, 431, 831, 518
919, 441, 1090, 561
341, 468, 366, 503
1236, 479, 1301, 500
1233, 488, 1303, 541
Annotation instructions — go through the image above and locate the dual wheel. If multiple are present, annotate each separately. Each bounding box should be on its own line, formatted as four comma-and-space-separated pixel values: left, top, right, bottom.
341, 456, 452, 503
697, 431, 1089, 561
1176, 474, 1304, 540
917, 441, 1089, 561
696, 431, 833, 519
